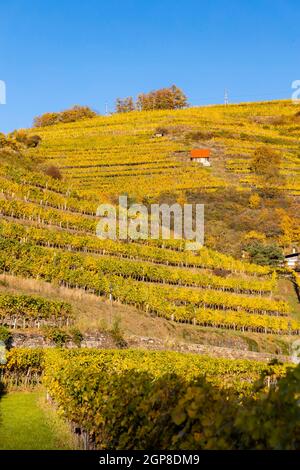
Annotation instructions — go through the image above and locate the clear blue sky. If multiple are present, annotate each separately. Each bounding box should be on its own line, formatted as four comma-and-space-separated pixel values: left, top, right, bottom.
0, 0, 299, 132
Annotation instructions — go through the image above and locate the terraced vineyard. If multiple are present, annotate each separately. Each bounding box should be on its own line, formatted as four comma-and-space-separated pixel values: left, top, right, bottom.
28, 121, 223, 200
0, 221, 297, 336
0, 174, 296, 336
0, 100, 299, 455
27, 100, 300, 199
0, 99, 299, 348
3, 1, 300, 453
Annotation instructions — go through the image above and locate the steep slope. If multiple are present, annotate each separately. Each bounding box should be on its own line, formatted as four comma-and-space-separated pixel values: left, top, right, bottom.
27, 100, 300, 200
0, 100, 299, 356
24, 100, 300, 259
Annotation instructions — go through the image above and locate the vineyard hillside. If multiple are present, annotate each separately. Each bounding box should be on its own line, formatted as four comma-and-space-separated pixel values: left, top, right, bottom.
26, 99, 300, 257
0, 100, 299, 357
27, 100, 300, 200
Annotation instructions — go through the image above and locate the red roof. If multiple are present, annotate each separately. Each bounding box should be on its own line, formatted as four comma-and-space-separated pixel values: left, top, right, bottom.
190, 149, 211, 158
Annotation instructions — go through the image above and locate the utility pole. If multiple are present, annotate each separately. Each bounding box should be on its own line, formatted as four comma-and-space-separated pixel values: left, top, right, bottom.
224, 89, 229, 106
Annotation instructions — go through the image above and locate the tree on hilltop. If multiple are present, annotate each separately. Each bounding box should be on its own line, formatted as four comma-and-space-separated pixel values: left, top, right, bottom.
115, 86, 188, 113
115, 97, 135, 113
34, 105, 97, 127
137, 85, 188, 111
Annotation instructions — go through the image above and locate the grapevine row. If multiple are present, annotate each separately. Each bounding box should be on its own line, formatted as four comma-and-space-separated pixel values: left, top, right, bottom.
0, 234, 284, 315
0, 238, 297, 334
0, 292, 72, 328
0, 214, 271, 277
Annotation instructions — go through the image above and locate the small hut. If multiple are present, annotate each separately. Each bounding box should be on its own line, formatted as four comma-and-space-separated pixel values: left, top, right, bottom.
190, 149, 211, 166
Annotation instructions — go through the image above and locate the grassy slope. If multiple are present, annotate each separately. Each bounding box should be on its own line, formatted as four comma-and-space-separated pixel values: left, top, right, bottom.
0, 391, 77, 450
276, 278, 300, 321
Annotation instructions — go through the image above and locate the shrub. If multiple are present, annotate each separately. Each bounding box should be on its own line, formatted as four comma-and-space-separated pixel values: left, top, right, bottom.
13, 129, 28, 144
14, 131, 42, 148
249, 193, 261, 208
34, 106, 97, 127
0, 326, 12, 348
69, 328, 83, 347
250, 145, 281, 177
154, 126, 169, 136
212, 268, 230, 277
33, 112, 58, 128
0, 134, 22, 153
44, 165, 62, 180
43, 327, 68, 347
26, 135, 42, 148
109, 316, 127, 348
59, 105, 97, 123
